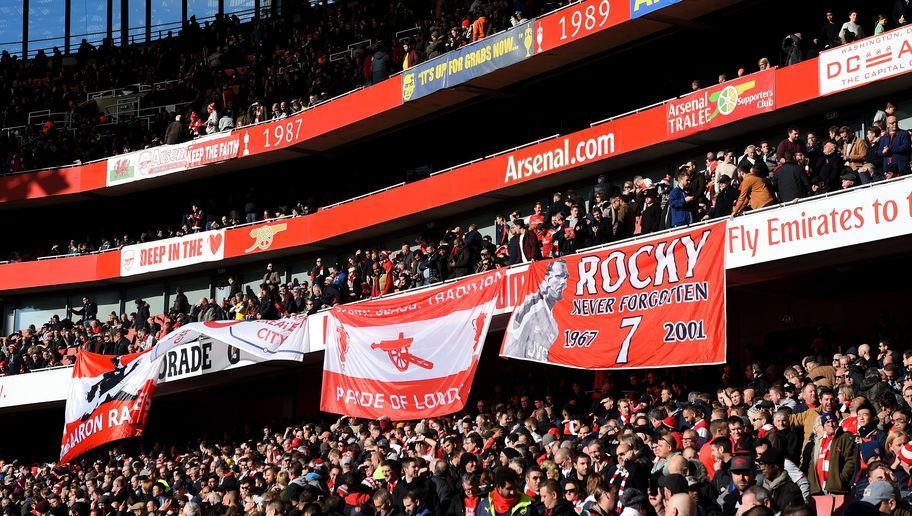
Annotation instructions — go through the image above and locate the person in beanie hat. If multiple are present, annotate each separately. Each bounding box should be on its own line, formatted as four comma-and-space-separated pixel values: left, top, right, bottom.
808, 412, 857, 495
758, 447, 804, 511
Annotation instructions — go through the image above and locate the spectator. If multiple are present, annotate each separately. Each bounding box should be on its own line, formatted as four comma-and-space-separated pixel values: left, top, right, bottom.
757, 448, 803, 512
371, 45, 391, 84
705, 175, 738, 219
877, 116, 911, 176
714, 151, 737, 188
776, 127, 804, 164
472, 10, 490, 42
732, 165, 776, 216
134, 299, 150, 329
476, 468, 535, 516
875, 13, 890, 34
815, 9, 841, 50
402, 40, 421, 70
171, 287, 190, 315
668, 171, 694, 227
814, 142, 842, 193
772, 151, 809, 203
264, 262, 281, 287
896, 0, 912, 25
448, 239, 472, 279
70, 296, 98, 324
507, 219, 541, 265
840, 10, 865, 43
808, 412, 857, 496
163, 115, 183, 144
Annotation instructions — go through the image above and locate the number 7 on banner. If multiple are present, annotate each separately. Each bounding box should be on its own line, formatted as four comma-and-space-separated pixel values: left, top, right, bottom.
615, 316, 641, 365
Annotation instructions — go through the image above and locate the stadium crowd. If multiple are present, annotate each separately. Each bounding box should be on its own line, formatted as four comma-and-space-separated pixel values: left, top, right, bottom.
0, 2, 900, 177
0, 0, 535, 175
2, 97, 908, 375
5, 345, 912, 516
2, 0, 909, 262
13, 91, 910, 263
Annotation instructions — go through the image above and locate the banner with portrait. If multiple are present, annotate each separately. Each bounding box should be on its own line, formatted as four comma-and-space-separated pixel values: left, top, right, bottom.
500, 223, 727, 369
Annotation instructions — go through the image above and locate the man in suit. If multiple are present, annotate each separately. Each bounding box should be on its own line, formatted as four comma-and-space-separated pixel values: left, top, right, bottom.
877, 115, 911, 176
508, 219, 541, 265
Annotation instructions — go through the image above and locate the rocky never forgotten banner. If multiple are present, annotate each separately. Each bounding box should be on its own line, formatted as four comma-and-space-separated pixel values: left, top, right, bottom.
500, 222, 726, 369
321, 270, 504, 419
61, 318, 309, 463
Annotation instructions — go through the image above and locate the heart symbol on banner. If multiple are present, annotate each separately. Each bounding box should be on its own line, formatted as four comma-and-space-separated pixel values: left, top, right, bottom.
208, 233, 223, 255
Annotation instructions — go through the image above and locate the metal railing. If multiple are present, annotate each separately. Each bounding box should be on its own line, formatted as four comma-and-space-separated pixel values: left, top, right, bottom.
0, 6, 264, 60
320, 182, 406, 211
330, 39, 372, 62
87, 83, 150, 102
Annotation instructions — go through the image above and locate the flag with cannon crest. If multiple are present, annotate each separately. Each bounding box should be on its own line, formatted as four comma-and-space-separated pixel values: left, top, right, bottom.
320, 270, 504, 419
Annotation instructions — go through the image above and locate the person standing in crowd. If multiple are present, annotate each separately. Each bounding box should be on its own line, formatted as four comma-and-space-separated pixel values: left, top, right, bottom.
507, 219, 541, 265
776, 127, 804, 164
732, 165, 776, 216
668, 171, 693, 227
164, 115, 183, 144
808, 412, 857, 496
877, 115, 911, 176
772, 151, 809, 203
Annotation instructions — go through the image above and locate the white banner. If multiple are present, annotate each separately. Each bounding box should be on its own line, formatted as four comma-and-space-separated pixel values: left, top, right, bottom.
62, 317, 309, 463
106, 142, 191, 186
154, 338, 274, 382
120, 229, 225, 276
150, 318, 309, 362
818, 25, 912, 96
320, 271, 503, 420
106, 133, 240, 187
726, 177, 912, 268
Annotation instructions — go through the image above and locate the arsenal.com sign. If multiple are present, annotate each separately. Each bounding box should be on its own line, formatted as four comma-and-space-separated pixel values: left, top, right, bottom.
818, 24, 912, 96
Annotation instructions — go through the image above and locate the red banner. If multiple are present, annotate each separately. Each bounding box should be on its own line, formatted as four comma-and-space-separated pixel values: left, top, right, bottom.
534, 0, 631, 53
60, 351, 156, 464
320, 271, 504, 420
666, 69, 776, 138
500, 223, 726, 369
186, 133, 241, 168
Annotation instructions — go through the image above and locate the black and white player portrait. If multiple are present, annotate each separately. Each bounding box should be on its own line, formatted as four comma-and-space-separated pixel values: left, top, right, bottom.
501, 259, 569, 361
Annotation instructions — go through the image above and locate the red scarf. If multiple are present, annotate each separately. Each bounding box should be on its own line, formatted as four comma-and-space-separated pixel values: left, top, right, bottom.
816, 435, 834, 490
491, 490, 519, 514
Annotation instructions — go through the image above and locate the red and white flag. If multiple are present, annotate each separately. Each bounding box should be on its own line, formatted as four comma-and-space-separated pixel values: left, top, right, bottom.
60, 350, 157, 464
321, 270, 504, 420
61, 317, 310, 463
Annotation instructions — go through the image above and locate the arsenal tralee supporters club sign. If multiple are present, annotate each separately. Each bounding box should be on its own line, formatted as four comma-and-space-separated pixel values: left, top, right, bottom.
320, 271, 504, 419
500, 223, 726, 369
666, 69, 775, 138
120, 229, 225, 276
